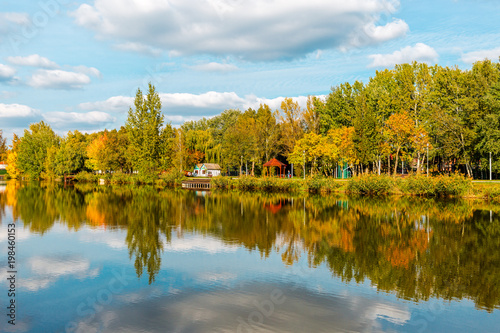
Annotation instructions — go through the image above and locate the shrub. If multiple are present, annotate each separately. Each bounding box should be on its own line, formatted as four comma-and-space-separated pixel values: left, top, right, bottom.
74, 171, 98, 183
109, 171, 132, 184
484, 186, 500, 202
306, 176, 324, 192
434, 173, 472, 197
235, 176, 258, 190
398, 174, 436, 196
211, 176, 232, 189
347, 173, 394, 195
159, 170, 185, 186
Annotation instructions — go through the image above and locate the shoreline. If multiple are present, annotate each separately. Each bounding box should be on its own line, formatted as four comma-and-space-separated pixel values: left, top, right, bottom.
4, 173, 500, 201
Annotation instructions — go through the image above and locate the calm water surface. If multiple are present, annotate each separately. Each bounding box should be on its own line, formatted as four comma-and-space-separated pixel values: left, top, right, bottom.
0, 181, 499, 332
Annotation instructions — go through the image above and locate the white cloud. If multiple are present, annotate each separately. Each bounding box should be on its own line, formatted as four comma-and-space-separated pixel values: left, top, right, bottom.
160, 91, 245, 109
0, 91, 16, 99
0, 12, 30, 35
461, 47, 500, 64
7, 54, 59, 69
191, 62, 238, 72
0, 12, 30, 25
77, 91, 324, 126
72, 65, 102, 78
361, 19, 409, 44
0, 103, 39, 118
78, 96, 134, 112
29, 69, 91, 89
0, 63, 16, 81
114, 42, 162, 57
43, 111, 116, 129
0, 103, 41, 133
72, 0, 407, 61
368, 43, 439, 68
0, 13, 30, 46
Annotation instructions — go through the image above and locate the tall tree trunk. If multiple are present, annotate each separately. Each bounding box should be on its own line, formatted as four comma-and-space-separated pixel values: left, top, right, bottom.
393, 147, 400, 176
416, 152, 421, 174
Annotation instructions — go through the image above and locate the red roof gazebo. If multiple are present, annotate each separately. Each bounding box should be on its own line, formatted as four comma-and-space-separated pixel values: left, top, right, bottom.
263, 158, 287, 177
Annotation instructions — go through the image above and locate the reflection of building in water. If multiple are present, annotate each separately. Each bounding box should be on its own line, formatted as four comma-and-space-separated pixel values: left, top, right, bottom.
0, 185, 6, 193
263, 198, 292, 214
195, 190, 210, 197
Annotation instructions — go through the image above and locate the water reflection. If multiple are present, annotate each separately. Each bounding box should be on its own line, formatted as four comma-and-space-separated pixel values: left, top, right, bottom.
1, 181, 500, 311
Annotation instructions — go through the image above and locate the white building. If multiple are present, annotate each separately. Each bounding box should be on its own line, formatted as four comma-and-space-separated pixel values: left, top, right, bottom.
193, 163, 221, 177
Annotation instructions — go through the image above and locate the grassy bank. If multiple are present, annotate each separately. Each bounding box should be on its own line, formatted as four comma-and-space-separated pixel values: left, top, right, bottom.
72, 171, 500, 200
212, 173, 500, 200
74, 170, 185, 187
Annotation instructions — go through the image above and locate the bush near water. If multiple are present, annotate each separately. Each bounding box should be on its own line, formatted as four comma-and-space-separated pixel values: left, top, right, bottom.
69, 169, 500, 199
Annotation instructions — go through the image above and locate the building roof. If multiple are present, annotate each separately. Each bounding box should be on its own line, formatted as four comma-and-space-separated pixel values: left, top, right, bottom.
263, 158, 286, 167
203, 163, 221, 170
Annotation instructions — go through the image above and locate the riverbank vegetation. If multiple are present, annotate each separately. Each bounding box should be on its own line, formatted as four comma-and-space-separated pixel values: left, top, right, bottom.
1, 59, 500, 184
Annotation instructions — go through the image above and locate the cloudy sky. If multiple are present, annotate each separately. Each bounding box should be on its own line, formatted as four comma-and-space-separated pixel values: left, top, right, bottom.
0, 0, 499, 141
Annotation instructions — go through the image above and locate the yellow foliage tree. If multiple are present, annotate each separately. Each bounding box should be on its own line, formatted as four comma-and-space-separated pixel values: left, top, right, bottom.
384, 111, 415, 175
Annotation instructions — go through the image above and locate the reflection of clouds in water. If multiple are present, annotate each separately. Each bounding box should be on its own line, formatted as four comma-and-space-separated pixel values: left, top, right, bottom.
365, 303, 411, 325
197, 272, 237, 283
0, 223, 31, 243
0, 318, 30, 333
79, 228, 127, 249
165, 235, 239, 254
71, 282, 410, 333
20, 256, 99, 291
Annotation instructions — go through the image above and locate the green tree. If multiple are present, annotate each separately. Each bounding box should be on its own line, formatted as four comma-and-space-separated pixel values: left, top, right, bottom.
55, 130, 87, 176
279, 97, 303, 159
126, 83, 165, 173
320, 82, 362, 133
256, 104, 280, 165
303, 96, 322, 134
223, 109, 258, 175
17, 121, 59, 179
476, 79, 500, 171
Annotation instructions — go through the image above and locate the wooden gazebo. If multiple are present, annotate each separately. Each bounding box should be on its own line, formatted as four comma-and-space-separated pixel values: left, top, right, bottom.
263, 158, 287, 177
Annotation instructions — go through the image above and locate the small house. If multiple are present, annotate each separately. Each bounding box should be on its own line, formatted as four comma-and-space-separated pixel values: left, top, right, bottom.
0, 161, 7, 170
193, 163, 221, 177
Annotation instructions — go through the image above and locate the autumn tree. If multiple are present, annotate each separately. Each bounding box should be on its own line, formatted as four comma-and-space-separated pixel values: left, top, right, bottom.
0, 130, 7, 162
86, 131, 120, 172
303, 96, 322, 134
6, 134, 21, 179
289, 132, 323, 176
279, 98, 303, 157
384, 112, 415, 175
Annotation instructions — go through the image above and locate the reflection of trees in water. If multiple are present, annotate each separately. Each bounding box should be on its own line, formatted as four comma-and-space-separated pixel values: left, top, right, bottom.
3, 181, 500, 310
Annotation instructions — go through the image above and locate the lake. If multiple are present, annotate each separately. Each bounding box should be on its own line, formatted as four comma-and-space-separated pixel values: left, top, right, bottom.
0, 181, 499, 332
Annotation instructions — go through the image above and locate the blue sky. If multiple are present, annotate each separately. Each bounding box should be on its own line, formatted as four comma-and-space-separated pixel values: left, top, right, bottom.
0, 0, 499, 142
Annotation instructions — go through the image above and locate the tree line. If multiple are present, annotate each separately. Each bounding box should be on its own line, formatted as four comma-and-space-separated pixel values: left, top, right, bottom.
1, 59, 499, 179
